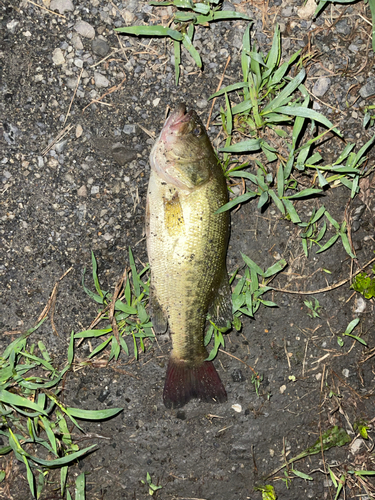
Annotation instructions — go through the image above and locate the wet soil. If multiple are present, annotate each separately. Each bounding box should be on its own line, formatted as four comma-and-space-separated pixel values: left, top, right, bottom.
1, 0, 375, 499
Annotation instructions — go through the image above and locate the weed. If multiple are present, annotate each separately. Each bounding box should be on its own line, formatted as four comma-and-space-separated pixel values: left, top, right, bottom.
77, 250, 152, 361
213, 25, 374, 259
0, 321, 122, 499
337, 318, 367, 347
351, 263, 375, 299
115, 0, 249, 85
141, 472, 162, 496
304, 298, 321, 318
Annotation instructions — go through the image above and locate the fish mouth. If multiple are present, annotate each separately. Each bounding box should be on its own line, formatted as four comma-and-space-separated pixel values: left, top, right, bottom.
161, 104, 193, 140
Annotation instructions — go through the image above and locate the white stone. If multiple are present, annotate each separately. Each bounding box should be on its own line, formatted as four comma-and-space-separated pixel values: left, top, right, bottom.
312, 77, 331, 97
52, 48, 65, 65
94, 72, 110, 88
50, 0, 74, 14
231, 404, 242, 413
74, 20, 95, 39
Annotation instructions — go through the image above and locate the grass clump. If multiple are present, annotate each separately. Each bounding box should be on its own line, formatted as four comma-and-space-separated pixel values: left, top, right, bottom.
0, 320, 122, 499
115, 0, 250, 85
212, 25, 374, 260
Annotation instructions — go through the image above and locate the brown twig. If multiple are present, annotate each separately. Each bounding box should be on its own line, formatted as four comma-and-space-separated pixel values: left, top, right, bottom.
109, 268, 128, 346
270, 256, 375, 295
26, 0, 66, 18
41, 124, 74, 156
82, 76, 127, 112
63, 68, 84, 127
37, 267, 73, 336
218, 348, 259, 377
206, 55, 231, 130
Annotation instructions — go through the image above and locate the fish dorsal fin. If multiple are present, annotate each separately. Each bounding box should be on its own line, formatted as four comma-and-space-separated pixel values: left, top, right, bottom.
208, 271, 232, 329
149, 282, 168, 334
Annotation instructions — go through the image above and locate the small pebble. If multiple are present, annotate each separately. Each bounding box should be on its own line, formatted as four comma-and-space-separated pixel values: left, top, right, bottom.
342, 368, 349, 378
74, 20, 95, 39
92, 39, 110, 57
360, 80, 375, 99
50, 0, 74, 14
312, 77, 331, 97
231, 369, 245, 383
231, 404, 242, 413
76, 124, 83, 138
123, 124, 136, 134
77, 185, 87, 197
94, 71, 110, 88
52, 48, 65, 65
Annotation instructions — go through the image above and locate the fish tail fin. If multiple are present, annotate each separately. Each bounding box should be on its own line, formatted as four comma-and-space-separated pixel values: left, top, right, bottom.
163, 355, 227, 409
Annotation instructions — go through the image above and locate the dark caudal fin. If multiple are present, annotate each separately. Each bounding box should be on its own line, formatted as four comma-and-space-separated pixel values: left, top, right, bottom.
163, 356, 227, 409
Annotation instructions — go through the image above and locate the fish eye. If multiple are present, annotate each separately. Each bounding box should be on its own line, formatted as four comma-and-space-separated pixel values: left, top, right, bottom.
192, 126, 202, 137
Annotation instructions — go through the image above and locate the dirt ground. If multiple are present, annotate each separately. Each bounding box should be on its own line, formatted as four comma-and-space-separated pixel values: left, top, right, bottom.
1, 0, 375, 499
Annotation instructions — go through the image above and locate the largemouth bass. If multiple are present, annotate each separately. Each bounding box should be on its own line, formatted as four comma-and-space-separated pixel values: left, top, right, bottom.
146, 104, 232, 408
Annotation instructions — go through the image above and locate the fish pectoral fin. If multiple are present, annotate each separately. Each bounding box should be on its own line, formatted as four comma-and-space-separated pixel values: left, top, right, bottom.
164, 192, 185, 237
149, 283, 168, 334
208, 272, 233, 329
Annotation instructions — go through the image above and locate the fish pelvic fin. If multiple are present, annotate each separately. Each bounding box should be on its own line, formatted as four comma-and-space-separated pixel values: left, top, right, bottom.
163, 355, 227, 409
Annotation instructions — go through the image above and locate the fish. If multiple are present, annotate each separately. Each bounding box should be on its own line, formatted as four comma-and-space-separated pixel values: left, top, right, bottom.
146, 103, 232, 409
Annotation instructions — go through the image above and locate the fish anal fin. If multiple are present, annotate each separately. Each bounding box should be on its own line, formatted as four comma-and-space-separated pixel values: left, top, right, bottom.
149, 283, 168, 334
208, 272, 232, 329
163, 355, 227, 409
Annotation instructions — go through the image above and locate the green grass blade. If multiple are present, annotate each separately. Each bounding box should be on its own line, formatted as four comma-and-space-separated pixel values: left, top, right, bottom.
282, 199, 301, 223
273, 106, 342, 136
61, 466, 68, 497
316, 234, 340, 254
231, 100, 253, 115
28, 445, 97, 468
75, 472, 86, 500
212, 10, 251, 21
262, 69, 306, 113
40, 416, 58, 456
115, 25, 183, 41
0, 389, 48, 416
353, 133, 375, 165
129, 247, 140, 297
340, 231, 356, 259
209, 82, 248, 99
225, 93, 232, 135
215, 191, 258, 213
241, 23, 252, 84
22, 455, 35, 498
241, 253, 264, 276
220, 139, 261, 153
269, 189, 285, 214
66, 407, 123, 420
182, 33, 202, 68
174, 40, 180, 85
91, 252, 103, 298
263, 259, 287, 278
67, 331, 75, 366
88, 337, 112, 358
285, 188, 322, 199
229, 170, 258, 184
325, 211, 340, 230
266, 24, 280, 70
74, 328, 112, 338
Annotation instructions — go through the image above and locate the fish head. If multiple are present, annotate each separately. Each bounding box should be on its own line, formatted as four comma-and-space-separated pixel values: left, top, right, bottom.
150, 104, 215, 191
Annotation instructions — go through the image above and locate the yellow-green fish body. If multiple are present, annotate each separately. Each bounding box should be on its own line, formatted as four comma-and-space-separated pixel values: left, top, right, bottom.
146, 104, 232, 408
